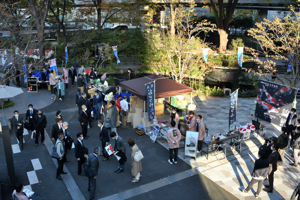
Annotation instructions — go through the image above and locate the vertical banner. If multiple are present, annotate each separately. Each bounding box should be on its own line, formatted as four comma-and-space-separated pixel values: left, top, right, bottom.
229, 89, 239, 132
23, 65, 27, 83
203, 48, 209, 63
146, 81, 155, 121
255, 80, 296, 126
184, 131, 198, 158
48, 59, 58, 77
65, 46, 68, 63
237, 47, 244, 67
112, 46, 120, 64
287, 53, 293, 72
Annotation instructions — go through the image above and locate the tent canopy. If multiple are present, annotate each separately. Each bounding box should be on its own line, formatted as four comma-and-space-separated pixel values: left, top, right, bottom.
119, 74, 193, 100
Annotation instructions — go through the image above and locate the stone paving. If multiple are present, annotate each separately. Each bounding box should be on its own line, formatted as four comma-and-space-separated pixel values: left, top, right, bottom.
155, 95, 298, 200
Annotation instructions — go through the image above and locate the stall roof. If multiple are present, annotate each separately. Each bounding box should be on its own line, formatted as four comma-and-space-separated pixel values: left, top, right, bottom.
119, 74, 193, 100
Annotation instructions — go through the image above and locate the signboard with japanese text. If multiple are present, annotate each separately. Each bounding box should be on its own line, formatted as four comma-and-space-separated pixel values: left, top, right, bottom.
146, 81, 155, 121
185, 131, 198, 158
255, 80, 296, 126
229, 89, 239, 132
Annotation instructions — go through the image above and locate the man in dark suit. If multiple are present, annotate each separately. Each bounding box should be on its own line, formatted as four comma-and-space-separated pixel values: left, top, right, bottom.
285, 108, 297, 140
90, 69, 98, 80
110, 132, 126, 173
78, 105, 89, 139
75, 88, 82, 114
75, 133, 87, 175
25, 104, 37, 134
68, 65, 77, 87
78, 92, 86, 115
98, 120, 109, 161
72, 59, 80, 75
263, 143, 280, 193
52, 118, 63, 143
34, 109, 47, 147
93, 90, 103, 120
11, 110, 24, 150
41, 68, 47, 89
84, 94, 93, 127
77, 74, 84, 93
88, 147, 100, 200
58, 122, 70, 162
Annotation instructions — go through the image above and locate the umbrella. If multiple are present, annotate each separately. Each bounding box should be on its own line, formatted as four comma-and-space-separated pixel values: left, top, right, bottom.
0, 85, 23, 116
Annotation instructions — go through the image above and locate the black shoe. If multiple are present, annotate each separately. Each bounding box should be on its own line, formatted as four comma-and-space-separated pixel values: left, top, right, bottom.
240, 189, 248, 193
114, 169, 120, 172
116, 169, 124, 173
263, 188, 272, 193
78, 173, 84, 176
88, 188, 90, 191
56, 176, 62, 180
290, 163, 298, 167
65, 160, 70, 162
60, 171, 67, 174
264, 185, 269, 188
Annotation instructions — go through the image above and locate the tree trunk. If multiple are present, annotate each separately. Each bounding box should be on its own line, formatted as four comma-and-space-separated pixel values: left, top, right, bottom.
170, 4, 175, 36
38, 24, 45, 63
96, 0, 102, 29
56, 3, 60, 40
218, 29, 228, 54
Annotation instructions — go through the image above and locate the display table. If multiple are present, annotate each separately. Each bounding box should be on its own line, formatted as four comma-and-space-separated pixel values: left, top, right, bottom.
202, 131, 243, 159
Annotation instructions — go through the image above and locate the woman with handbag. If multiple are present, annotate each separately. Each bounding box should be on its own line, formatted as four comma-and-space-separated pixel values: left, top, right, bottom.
54, 110, 63, 123
127, 138, 142, 183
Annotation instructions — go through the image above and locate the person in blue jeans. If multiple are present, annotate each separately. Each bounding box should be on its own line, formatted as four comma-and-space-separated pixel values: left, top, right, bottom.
93, 90, 103, 120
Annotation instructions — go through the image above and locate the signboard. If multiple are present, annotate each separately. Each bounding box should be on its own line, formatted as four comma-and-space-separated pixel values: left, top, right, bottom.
146, 81, 155, 121
185, 131, 198, 158
150, 125, 160, 143
255, 80, 296, 126
105, 144, 114, 156
229, 89, 239, 132
48, 59, 58, 77
237, 47, 244, 67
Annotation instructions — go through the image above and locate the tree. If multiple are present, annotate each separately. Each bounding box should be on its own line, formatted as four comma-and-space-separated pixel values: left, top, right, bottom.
246, 7, 300, 87
26, 0, 51, 63
208, 0, 239, 53
149, 2, 215, 83
0, 1, 38, 85
77, 0, 146, 29
48, 0, 74, 42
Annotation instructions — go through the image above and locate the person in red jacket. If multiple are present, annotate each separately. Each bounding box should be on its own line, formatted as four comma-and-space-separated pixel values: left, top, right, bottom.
115, 94, 122, 112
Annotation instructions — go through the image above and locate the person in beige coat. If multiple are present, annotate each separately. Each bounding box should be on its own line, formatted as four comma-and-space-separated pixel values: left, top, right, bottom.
167, 120, 182, 164
170, 109, 180, 129
127, 138, 142, 183
49, 70, 56, 100
187, 111, 197, 132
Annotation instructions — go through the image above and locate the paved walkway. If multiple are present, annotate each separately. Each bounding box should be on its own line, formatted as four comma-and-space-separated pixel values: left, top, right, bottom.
155, 95, 297, 200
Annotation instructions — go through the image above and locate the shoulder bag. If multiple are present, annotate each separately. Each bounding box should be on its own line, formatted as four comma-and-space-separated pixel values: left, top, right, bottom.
51, 142, 61, 159
134, 150, 144, 162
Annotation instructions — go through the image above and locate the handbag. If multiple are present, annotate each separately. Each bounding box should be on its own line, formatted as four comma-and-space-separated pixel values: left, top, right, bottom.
51, 146, 60, 159
134, 150, 144, 162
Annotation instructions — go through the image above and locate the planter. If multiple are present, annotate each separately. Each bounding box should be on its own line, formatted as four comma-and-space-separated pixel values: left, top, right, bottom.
205, 66, 241, 85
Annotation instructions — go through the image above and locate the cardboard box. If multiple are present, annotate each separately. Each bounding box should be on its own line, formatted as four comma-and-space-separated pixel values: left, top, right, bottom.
136, 127, 145, 135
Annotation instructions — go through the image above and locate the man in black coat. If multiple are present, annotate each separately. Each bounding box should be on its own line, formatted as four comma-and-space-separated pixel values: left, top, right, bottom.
98, 120, 110, 161
34, 109, 47, 147
52, 118, 63, 143
88, 147, 100, 200
263, 143, 280, 193
110, 132, 126, 173
41, 68, 47, 89
84, 94, 93, 127
11, 110, 24, 150
75, 133, 87, 175
78, 105, 89, 138
77, 74, 84, 93
25, 104, 38, 134
241, 150, 270, 198
72, 59, 80, 75
68, 65, 77, 87
285, 108, 298, 139
76, 88, 83, 114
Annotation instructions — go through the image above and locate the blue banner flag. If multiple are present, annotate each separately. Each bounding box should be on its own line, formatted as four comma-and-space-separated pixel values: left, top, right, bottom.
237, 47, 243, 67
112, 46, 120, 64
65, 46, 68, 62
146, 81, 155, 121
287, 53, 293, 72
229, 89, 239, 131
49, 59, 58, 77
23, 65, 27, 83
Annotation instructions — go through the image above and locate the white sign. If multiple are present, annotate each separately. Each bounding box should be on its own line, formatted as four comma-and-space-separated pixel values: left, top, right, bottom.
185, 131, 198, 158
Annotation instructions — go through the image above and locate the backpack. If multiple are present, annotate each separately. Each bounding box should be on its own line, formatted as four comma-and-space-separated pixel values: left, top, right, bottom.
83, 157, 92, 177
278, 135, 288, 150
